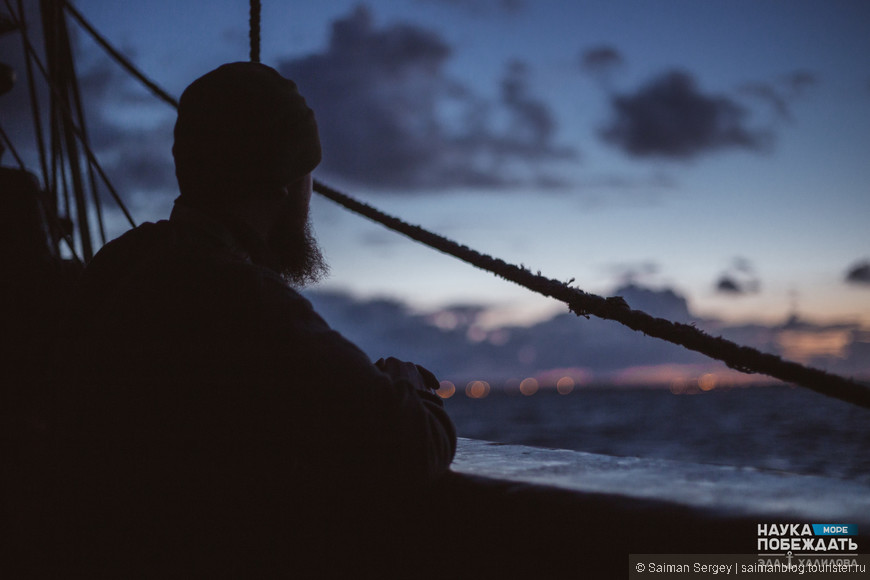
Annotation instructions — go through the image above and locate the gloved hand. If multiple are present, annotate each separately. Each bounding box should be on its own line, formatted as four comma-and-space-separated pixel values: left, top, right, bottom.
375, 357, 439, 393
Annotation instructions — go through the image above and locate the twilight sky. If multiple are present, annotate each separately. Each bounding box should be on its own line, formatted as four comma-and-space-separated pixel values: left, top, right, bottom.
3, 1, 870, 368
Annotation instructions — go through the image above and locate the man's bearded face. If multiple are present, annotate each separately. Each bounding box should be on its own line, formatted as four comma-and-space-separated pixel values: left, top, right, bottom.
266, 202, 329, 287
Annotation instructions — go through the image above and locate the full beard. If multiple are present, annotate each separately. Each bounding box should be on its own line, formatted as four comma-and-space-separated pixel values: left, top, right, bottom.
266, 216, 329, 287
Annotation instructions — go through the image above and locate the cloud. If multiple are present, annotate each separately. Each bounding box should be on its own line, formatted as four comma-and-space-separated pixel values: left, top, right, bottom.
104, 127, 176, 195
570, 172, 677, 209
600, 70, 771, 159
580, 46, 623, 70
607, 261, 661, 286
738, 70, 818, 122
306, 285, 706, 381
74, 63, 177, 219
716, 276, 744, 294
782, 70, 818, 96
278, 5, 575, 192
305, 282, 870, 385
580, 46, 624, 73
579, 45, 624, 92
715, 257, 760, 296
493, 60, 575, 159
845, 260, 870, 286
613, 283, 693, 322
739, 82, 792, 121
1, 4, 48, 162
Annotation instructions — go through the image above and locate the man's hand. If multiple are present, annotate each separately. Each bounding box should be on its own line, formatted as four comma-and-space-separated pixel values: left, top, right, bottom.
375, 357, 439, 393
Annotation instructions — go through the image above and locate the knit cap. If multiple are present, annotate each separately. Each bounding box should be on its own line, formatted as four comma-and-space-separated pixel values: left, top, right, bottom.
173, 62, 320, 199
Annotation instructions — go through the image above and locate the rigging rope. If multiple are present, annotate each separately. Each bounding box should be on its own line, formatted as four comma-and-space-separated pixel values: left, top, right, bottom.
3, 0, 82, 264
249, 0, 261, 63
16, 0, 50, 193
58, 7, 108, 245
44, 0, 94, 259
61, 1, 179, 109
0, 121, 27, 168
0, 120, 83, 265
60, 0, 870, 409
313, 182, 870, 410
8, 3, 136, 230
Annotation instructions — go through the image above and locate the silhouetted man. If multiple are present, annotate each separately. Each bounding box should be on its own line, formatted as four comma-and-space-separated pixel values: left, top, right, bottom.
57, 62, 456, 576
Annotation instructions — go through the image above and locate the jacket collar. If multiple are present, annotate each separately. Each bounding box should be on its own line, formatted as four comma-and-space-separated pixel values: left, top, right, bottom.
169, 200, 251, 261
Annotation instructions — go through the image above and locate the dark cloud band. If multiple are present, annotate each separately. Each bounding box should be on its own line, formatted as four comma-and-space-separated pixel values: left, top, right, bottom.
601, 70, 771, 159
278, 6, 575, 192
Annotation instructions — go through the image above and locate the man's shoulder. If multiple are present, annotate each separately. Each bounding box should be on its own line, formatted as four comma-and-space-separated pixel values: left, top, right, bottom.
73, 221, 334, 351
79, 221, 170, 284
89, 220, 170, 261
85, 218, 253, 283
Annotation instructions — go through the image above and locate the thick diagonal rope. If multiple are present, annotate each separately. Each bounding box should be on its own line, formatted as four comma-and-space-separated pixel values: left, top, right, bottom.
313, 182, 870, 410
61, 0, 870, 409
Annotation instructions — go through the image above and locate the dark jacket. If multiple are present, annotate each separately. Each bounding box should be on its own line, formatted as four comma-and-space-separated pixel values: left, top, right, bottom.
57, 204, 456, 575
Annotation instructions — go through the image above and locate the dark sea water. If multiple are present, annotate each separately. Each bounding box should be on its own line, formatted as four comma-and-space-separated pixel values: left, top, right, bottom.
443, 385, 870, 484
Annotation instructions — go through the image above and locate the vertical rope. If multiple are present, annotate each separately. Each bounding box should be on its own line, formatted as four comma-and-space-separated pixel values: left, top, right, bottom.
249, 0, 261, 63
1, 123, 83, 265
14, 4, 136, 229
65, 27, 108, 244
15, 0, 50, 192
42, 0, 93, 260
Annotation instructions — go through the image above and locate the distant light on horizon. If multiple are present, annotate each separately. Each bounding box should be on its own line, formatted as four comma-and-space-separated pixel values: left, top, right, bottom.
519, 377, 539, 396
466, 380, 491, 399
699, 373, 717, 392
556, 376, 575, 394
437, 380, 456, 399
